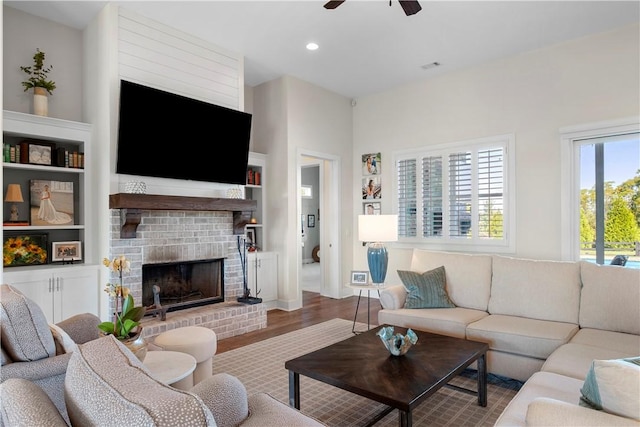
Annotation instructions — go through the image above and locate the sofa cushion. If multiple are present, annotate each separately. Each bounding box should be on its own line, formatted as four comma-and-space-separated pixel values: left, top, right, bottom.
542, 343, 638, 381
579, 357, 640, 420
65, 335, 216, 426
579, 261, 640, 335
399, 266, 456, 309
526, 397, 640, 427
0, 284, 55, 362
466, 314, 578, 359
488, 256, 581, 324
409, 250, 492, 311
569, 328, 640, 355
495, 371, 584, 426
378, 307, 488, 339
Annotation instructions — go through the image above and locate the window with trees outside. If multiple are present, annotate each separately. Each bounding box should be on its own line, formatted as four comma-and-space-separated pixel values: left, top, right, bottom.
393, 134, 515, 252
561, 118, 639, 269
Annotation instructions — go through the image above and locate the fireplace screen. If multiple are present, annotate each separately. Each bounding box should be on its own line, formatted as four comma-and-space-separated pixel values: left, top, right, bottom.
142, 258, 224, 313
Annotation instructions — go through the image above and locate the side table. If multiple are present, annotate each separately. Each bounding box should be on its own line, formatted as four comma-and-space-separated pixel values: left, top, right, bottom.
346, 283, 386, 334
143, 350, 197, 390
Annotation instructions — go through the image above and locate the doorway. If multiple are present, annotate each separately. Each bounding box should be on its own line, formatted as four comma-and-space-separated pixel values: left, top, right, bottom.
297, 150, 341, 300
301, 164, 321, 292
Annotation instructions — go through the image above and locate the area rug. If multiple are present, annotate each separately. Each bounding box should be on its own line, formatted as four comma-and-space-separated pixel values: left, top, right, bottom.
213, 318, 522, 426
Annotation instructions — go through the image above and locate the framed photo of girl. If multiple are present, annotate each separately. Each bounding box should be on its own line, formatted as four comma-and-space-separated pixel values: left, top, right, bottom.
362, 152, 381, 176
362, 177, 381, 200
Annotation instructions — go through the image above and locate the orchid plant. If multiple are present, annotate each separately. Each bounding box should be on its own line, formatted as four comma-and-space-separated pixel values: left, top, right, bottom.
98, 255, 146, 339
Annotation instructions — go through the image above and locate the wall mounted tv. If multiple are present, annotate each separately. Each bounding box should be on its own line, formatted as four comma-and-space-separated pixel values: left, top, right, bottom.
116, 80, 252, 185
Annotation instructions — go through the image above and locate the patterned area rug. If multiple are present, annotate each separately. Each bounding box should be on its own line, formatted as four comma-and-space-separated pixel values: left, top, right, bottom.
213, 318, 522, 426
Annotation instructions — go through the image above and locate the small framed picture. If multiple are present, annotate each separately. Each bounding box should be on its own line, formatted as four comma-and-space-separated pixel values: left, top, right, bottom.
51, 241, 82, 262
362, 152, 381, 176
363, 202, 381, 215
307, 214, 316, 228
3, 233, 48, 267
351, 270, 369, 285
24, 141, 55, 166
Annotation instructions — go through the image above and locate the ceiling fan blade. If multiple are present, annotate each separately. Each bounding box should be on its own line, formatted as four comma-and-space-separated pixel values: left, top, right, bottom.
324, 0, 346, 10
399, 0, 422, 16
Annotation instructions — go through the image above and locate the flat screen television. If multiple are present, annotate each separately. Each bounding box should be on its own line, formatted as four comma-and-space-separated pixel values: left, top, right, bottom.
116, 80, 252, 185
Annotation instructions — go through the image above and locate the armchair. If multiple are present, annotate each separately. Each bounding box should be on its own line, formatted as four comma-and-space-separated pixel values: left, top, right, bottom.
0, 284, 100, 424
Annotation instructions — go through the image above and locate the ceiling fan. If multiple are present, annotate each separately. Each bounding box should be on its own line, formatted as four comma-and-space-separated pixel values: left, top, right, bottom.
324, 0, 422, 16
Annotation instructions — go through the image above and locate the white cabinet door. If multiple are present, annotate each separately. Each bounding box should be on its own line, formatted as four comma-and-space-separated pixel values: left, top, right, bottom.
5, 265, 100, 323
246, 252, 277, 303
55, 265, 100, 322
4, 270, 55, 321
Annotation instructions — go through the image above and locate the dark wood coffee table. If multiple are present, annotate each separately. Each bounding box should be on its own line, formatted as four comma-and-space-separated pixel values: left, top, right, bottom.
285, 325, 488, 427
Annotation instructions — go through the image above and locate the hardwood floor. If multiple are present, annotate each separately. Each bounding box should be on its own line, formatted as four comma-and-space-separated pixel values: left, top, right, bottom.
217, 291, 382, 353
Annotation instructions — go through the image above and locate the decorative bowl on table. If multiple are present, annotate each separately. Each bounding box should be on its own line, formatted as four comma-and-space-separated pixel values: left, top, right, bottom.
377, 326, 418, 356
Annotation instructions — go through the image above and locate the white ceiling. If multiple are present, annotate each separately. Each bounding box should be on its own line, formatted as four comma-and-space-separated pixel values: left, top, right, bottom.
5, 1, 640, 99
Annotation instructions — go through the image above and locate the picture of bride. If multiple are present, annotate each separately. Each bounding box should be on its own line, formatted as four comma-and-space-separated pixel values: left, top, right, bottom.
30, 180, 74, 226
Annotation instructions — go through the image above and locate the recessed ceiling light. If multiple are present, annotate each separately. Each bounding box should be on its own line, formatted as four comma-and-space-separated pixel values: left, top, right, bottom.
306, 42, 319, 51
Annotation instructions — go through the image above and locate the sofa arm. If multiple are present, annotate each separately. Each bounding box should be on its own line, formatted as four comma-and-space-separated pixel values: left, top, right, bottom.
190, 373, 249, 427
0, 378, 68, 427
526, 398, 640, 426
0, 353, 70, 382
56, 313, 101, 344
379, 284, 407, 310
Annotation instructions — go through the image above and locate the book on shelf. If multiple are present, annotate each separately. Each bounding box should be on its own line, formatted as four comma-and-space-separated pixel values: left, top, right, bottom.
3, 221, 29, 226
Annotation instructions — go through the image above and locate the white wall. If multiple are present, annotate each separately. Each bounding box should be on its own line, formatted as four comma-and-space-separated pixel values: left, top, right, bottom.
352, 23, 640, 283
3, 6, 83, 121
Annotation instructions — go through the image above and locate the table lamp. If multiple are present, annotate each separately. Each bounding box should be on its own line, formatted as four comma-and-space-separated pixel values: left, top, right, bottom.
4, 184, 24, 222
358, 214, 398, 285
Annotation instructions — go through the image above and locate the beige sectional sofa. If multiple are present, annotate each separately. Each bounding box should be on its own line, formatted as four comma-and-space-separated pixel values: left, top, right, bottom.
378, 249, 640, 426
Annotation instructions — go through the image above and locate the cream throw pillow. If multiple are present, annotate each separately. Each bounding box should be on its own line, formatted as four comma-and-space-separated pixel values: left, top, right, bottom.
49, 323, 78, 355
579, 357, 640, 421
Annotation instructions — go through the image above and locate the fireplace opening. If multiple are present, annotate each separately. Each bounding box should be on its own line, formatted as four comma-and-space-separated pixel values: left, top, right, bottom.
142, 258, 224, 314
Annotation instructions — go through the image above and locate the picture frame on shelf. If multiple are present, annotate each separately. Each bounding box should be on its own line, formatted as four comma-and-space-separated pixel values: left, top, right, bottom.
351, 270, 369, 285
51, 241, 82, 262
29, 180, 75, 226
307, 214, 315, 228
21, 140, 55, 166
3, 232, 48, 267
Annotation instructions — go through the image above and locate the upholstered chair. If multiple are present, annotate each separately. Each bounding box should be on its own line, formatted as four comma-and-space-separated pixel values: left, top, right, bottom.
0, 284, 101, 424
62, 334, 325, 426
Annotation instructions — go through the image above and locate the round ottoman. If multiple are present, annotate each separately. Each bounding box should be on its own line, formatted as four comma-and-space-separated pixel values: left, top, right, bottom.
153, 326, 217, 386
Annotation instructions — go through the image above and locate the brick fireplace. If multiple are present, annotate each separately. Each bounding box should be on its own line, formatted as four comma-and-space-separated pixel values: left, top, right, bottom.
108, 197, 266, 341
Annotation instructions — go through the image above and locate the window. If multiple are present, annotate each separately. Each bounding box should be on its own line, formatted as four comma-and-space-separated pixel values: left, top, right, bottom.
300, 185, 313, 198
560, 118, 639, 268
394, 134, 515, 251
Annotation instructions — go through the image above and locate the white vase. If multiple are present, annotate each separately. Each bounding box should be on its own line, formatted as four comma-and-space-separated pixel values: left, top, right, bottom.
33, 87, 48, 117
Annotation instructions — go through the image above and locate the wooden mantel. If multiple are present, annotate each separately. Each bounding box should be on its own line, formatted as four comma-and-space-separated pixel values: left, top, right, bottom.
109, 193, 257, 238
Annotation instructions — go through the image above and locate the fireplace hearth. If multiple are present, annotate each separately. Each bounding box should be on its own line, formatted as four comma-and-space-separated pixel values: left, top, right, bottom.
142, 258, 224, 315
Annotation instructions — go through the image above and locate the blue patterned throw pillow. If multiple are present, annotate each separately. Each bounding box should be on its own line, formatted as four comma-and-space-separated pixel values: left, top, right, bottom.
399, 266, 456, 309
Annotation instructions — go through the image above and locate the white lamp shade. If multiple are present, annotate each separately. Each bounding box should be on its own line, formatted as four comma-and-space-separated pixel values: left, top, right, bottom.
358, 215, 398, 242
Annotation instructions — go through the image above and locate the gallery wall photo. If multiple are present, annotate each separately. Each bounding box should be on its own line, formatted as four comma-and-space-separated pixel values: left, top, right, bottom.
30, 180, 75, 226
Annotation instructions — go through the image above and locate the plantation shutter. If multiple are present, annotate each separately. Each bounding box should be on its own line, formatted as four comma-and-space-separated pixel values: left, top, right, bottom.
477, 148, 504, 238
397, 158, 417, 237
448, 152, 472, 237
422, 156, 443, 237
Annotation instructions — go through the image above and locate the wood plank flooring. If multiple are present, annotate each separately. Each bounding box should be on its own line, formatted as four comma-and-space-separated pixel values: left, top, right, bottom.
217, 291, 382, 353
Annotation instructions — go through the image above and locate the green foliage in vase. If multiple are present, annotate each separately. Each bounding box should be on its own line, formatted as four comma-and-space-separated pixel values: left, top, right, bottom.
98, 256, 146, 339
20, 49, 56, 95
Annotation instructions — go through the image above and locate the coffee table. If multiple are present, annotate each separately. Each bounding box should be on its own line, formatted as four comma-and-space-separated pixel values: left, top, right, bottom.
284, 325, 488, 427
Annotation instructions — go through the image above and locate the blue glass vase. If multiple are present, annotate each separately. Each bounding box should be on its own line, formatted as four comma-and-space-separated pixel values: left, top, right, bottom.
367, 242, 388, 285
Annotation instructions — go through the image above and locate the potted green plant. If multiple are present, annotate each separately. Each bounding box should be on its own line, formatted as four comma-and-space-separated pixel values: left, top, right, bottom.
20, 49, 56, 116
99, 255, 148, 360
